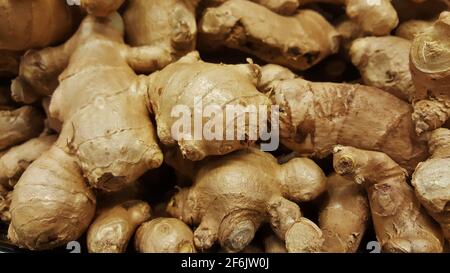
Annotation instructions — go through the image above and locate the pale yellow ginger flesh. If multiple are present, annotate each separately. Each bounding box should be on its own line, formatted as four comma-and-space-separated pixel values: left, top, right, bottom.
333, 146, 444, 253
167, 148, 326, 253
135, 218, 196, 253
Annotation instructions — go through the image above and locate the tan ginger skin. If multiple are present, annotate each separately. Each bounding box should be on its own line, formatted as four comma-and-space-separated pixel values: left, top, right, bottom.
266, 75, 428, 173
299, 0, 398, 36
410, 12, 450, 135
0, 0, 80, 51
350, 36, 415, 102
412, 128, 450, 241
0, 106, 45, 151
135, 218, 196, 253
210, 0, 300, 15
333, 146, 444, 253
80, 0, 125, 17
167, 148, 326, 253
87, 200, 151, 253
396, 20, 434, 41
319, 173, 369, 253
199, 0, 339, 71
8, 14, 167, 250
146, 51, 270, 161
124, 0, 199, 61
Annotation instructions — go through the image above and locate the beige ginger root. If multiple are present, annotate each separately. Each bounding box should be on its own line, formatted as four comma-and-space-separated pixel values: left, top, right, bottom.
123, 0, 198, 63
146, 52, 270, 161
135, 218, 196, 253
412, 128, 450, 241
410, 11, 450, 134
0, 106, 44, 151
80, 0, 125, 17
8, 14, 166, 250
350, 36, 415, 101
87, 200, 151, 253
299, 0, 398, 36
318, 173, 369, 253
267, 77, 428, 173
396, 20, 434, 41
199, 0, 339, 71
209, 0, 300, 15
0, 0, 79, 51
167, 148, 326, 253
333, 146, 444, 253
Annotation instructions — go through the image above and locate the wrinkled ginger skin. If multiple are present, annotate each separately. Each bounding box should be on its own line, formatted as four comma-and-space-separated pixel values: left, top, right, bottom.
199, 0, 339, 71
268, 78, 427, 173
410, 12, 450, 135
412, 128, 450, 241
319, 173, 369, 253
87, 200, 151, 253
396, 20, 434, 41
124, 0, 198, 61
0, 106, 44, 151
0, 135, 56, 188
146, 52, 270, 161
80, 0, 125, 17
350, 36, 414, 102
135, 218, 196, 253
167, 148, 326, 253
333, 146, 444, 253
9, 146, 96, 250
8, 14, 168, 250
0, 0, 79, 51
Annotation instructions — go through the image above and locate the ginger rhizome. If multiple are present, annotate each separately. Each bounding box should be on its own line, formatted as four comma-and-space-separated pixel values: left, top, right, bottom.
210, 0, 300, 15
266, 75, 427, 173
299, 0, 398, 35
350, 36, 415, 102
396, 20, 434, 41
87, 200, 151, 253
135, 218, 196, 253
146, 52, 270, 161
167, 148, 326, 253
8, 14, 166, 250
319, 173, 369, 253
412, 128, 450, 241
0, 106, 45, 151
124, 0, 199, 62
199, 0, 339, 71
80, 0, 125, 17
410, 11, 450, 134
333, 146, 444, 253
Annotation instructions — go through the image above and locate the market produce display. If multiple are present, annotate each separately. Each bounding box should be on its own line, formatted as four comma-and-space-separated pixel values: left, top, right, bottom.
0, 0, 449, 254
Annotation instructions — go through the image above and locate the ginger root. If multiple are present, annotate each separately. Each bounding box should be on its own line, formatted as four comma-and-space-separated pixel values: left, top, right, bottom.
350, 36, 415, 101
0, 0, 79, 51
396, 20, 434, 40
333, 145, 444, 253
87, 200, 151, 253
410, 11, 450, 134
267, 77, 428, 173
0, 106, 44, 151
412, 128, 450, 241
135, 218, 196, 253
319, 173, 369, 253
123, 0, 198, 62
199, 0, 339, 71
167, 148, 326, 253
80, 0, 125, 17
210, 0, 300, 15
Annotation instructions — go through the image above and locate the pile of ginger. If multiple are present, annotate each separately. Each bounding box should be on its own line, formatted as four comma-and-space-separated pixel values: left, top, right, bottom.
0, 0, 449, 253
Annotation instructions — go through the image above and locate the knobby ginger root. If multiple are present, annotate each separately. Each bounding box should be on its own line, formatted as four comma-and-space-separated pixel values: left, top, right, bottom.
80, 0, 125, 17
210, 0, 300, 15
259, 64, 298, 92
87, 200, 151, 253
167, 148, 326, 253
350, 36, 415, 101
319, 173, 369, 253
0, 184, 11, 223
410, 12, 450, 134
396, 20, 434, 41
124, 0, 198, 63
0, 106, 44, 151
135, 218, 196, 253
146, 52, 270, 161
412, 128, 450, 240
199, 0, 339, 71
333, 146, 444, 253
9, 14, 166, 250
300, 0, 398, 36
267, 77, 428, 173
0, 0, 80, 51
